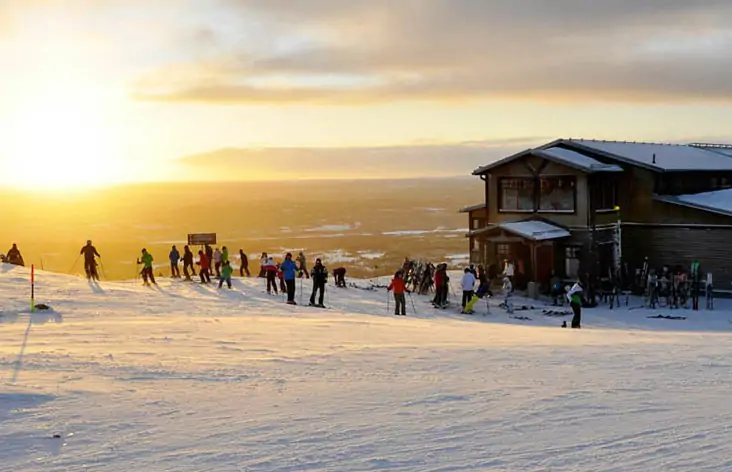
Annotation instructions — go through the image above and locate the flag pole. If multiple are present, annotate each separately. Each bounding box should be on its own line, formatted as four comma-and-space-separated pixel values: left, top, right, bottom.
31, 264, 35, 313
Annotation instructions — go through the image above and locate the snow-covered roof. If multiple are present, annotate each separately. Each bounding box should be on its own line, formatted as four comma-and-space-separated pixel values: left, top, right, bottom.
459, 203, 486, 213
565, 140, 732, 172
539, 147, 623, 173
473, 147, 623, 175
654, 189, 732, 217
498, 220, 570, 241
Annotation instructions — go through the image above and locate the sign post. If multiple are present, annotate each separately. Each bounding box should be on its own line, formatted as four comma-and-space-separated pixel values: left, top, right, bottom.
31, 264, 35, 313
187, 233, 217, 246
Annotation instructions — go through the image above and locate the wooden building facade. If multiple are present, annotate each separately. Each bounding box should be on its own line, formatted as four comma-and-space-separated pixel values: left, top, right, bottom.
465, 139, 732, 291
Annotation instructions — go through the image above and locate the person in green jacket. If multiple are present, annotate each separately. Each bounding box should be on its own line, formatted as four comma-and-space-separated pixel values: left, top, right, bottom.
218, 260, 234, 289
221, 246, 230, 264
137, 248, 156, 286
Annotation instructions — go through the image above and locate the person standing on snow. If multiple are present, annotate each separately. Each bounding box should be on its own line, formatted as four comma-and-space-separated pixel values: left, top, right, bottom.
264, 256, 278, 294
567, 281, 584, 328
213, 248, 222, 278
259, 252, 268, 278
309, 258, 328, 307
388, 270, 407, 316
460, 267, 476, 312
5, 243, 24, 266
501, 276, 514, 314
80, 240, 101, 280
205, 244, 214, 276
197, 250, 211, 284
137, 248, 156, 286
297, 251, 309, 278
218, 260, 234, 289
169, 245, 181, 278
182, 245, 196, 280
239, 249, 250, 277
281, 252, 299, 305
221, 246, 229, 264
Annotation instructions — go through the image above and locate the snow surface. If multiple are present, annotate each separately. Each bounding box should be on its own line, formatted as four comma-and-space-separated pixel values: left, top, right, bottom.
569, 140, 732, 171
3, 263, 732, 471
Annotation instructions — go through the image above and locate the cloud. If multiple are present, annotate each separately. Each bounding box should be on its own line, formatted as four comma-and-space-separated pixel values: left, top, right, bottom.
133, 0, 732, 104
172, 137, 550, 181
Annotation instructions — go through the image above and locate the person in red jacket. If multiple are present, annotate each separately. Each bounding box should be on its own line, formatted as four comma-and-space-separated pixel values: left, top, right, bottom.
197, 250, 212, 284
388, 270, 407, 316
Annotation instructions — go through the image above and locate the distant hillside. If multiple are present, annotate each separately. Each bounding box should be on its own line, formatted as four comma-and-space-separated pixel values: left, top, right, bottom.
171, 140, 545, 181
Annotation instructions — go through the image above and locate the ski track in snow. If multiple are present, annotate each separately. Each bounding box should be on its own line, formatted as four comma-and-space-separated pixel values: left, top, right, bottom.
2, 265, 732, 471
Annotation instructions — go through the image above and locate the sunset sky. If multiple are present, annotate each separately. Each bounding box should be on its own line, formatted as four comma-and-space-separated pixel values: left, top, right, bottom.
2, 0, 732, 187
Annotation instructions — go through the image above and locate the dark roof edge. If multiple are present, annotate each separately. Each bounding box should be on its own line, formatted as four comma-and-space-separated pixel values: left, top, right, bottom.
653, 195, 732, 218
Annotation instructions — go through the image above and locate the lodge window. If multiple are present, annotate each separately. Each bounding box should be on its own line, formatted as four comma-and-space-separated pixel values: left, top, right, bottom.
539, 176, 576, 213
594, 178, 618, 211
498, 178, 534, 212
496, 243, 511, 260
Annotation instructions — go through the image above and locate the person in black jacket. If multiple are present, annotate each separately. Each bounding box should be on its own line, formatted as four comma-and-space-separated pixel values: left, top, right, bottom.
182, 245, 196, 280
6, 244, 24, 266
310, 258, 328, 307
80, 240, 100, 280
239, 249, 250, 277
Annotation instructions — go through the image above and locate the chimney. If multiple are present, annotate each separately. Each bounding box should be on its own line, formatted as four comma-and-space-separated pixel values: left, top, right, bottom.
653, 153, 656, 164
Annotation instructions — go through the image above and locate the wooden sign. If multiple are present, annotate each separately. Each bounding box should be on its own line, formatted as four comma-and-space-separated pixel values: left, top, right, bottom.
187, 233, 217, 245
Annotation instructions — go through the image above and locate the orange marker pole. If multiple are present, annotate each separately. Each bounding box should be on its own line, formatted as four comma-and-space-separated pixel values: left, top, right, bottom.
31, 264, 35, 313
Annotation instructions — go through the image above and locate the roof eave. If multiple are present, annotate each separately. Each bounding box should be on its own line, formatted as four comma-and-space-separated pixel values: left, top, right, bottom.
556, 139, 665, 173
653, 195, 732, 218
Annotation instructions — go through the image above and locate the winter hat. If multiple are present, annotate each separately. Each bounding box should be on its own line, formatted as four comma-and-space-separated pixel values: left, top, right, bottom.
286, 252, 292, 258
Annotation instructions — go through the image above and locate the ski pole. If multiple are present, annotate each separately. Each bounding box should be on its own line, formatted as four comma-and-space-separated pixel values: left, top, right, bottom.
300, 277, 303, 305
99, 259, 107, 281
386, 289, 390, 314
68, 255, 81, 274
407, 291, 417, 315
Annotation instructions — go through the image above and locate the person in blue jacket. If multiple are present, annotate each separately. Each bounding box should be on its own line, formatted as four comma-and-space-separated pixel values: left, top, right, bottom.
281, 252, 299, 305
169, 245, 181, 278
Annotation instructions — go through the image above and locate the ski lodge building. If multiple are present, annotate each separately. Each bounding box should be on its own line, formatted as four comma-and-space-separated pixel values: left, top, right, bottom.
462, 139, 732, 291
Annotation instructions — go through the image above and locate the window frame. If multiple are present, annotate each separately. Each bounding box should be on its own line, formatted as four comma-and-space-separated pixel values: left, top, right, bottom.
497, 177, 536, 213
537, 175, 577, 214
593, 177, 618, 212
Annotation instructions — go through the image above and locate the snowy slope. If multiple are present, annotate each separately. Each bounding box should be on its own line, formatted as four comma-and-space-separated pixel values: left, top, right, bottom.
2, 263, 732, 471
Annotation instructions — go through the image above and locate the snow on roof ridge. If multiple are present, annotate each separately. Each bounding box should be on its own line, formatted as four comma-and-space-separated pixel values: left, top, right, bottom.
567, 138, 686, 147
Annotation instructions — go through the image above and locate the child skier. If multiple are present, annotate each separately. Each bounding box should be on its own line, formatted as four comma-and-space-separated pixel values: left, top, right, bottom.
218, 260, 234, 289
567, 281, 584, 328
137, 248, 156, 286
264, 257, 278, 294
213, 248, 222, 278
388, 271, 407, 316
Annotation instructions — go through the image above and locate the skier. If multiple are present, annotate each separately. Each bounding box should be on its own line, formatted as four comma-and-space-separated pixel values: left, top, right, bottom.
460, 267, 476, 311
432, 263, 449, 308
218, 260, 233, 289
281, 252, 298, 305
387, 270, 407, 316
503, 259, 515, 292
332, 267, 347, 287
137, 248, 156, 286
567, 280, 584, 328
297, 251, 309, 278
239, 249, 250, 277
501, 276, 514, 314
182, 245, 196, 280
5, 243, 24, 266
205, 243, 214, 274
213, 247, 222, 278
80, 240, 101, 280
169, 245, 181, 278
463, 278, 493, 314
264, 256, 278, 294
259, 252, 268, 278
197, 250, 211, 284
309, 258, 328, 307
